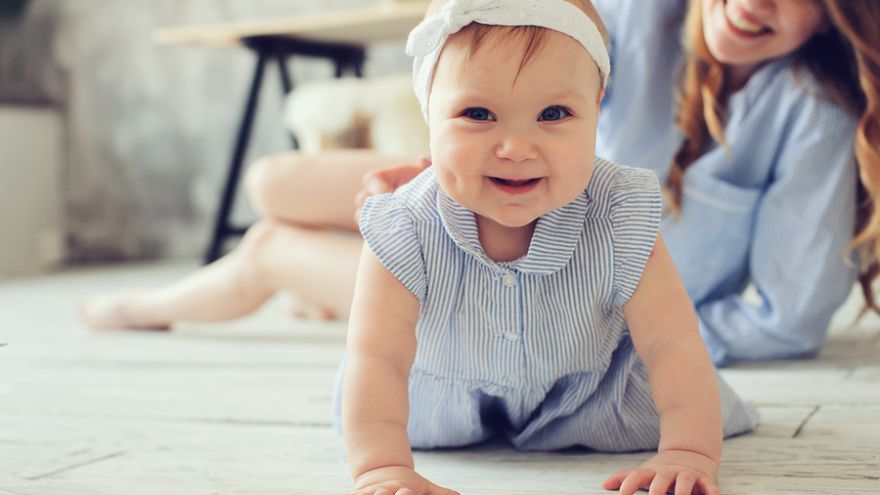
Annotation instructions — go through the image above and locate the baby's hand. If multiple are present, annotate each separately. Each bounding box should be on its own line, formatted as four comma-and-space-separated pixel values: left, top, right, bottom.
602, 449, 720, 495
354, 157, 431, 223
348, 465, 459, 495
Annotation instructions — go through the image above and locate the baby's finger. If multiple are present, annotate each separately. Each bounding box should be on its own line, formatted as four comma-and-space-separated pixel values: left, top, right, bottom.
618, 469, 654, 495
674, 472, 697, 495
393, 489, 414, 495
428, 485, 460, 495
354, 188, 368, 207
695, 477, 720, 495
355, 184, 368, 201
363, 171, 395, 195
601, 467, 633, 489
374, 489, 393, 495
648, 472, 676, 495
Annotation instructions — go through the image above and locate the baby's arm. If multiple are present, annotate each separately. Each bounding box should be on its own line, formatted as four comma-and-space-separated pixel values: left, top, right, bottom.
605, 235, 722, 495
342, 246, 458, 495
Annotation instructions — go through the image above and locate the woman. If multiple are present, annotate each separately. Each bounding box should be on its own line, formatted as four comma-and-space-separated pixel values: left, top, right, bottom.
81, 0, 880, 366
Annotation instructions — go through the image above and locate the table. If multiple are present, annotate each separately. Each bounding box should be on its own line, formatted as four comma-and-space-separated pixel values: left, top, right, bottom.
153, 0, 429, 263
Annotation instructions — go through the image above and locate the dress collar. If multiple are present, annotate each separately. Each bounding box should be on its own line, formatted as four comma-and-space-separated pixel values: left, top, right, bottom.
436, 177, 591, 275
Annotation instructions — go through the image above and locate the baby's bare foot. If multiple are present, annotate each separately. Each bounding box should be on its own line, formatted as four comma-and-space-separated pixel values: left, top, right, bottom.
78, 291, 171, 331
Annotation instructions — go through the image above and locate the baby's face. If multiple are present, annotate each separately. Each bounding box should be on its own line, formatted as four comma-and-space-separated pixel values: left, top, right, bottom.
427, 29, 604, 229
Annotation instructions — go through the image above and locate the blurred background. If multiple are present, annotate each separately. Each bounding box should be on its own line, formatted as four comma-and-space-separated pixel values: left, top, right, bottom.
0, 0, 417, 277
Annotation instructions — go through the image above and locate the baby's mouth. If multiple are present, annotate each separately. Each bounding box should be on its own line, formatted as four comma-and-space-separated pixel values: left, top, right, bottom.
724, 0, 772, 36
489, 177, 541, 187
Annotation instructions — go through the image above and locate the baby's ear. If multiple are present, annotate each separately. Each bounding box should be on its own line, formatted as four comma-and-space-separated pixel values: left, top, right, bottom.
597, 87, 606, 105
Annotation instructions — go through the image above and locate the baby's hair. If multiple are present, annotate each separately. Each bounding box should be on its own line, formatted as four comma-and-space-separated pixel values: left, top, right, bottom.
425, 0, 609, 85
669, 0, 880, 313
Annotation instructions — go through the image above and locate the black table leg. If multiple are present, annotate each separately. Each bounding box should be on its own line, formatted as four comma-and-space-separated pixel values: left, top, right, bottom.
203, 38, 366, 264
203, 50, 267, 264
277, 55, 299, 149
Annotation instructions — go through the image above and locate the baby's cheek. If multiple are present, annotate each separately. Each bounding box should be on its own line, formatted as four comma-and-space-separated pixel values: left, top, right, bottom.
429, 127, 462, 156
436, 140, 480, 169
433, 166, 463, 193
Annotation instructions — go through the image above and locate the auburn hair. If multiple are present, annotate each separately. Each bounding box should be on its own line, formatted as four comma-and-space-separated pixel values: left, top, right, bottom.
826, 0, 880, 313
670, 0, 880, 312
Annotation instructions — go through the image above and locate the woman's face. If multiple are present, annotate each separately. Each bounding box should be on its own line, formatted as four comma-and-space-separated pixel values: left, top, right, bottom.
702, 0, 827, 77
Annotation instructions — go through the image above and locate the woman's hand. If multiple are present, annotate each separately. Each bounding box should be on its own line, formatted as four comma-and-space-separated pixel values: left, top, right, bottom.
602, 449, 720, 495
354, 157, 431, 224
348, 465, 459, 495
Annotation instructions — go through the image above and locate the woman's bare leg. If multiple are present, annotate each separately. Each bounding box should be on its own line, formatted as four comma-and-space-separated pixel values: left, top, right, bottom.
245, 150, 419, 231
79, 150, 415, 330
79, 220, 364, 329
243, 150, 419, 318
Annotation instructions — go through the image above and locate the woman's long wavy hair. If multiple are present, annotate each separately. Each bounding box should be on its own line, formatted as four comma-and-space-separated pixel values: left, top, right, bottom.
669, 0, 880, 312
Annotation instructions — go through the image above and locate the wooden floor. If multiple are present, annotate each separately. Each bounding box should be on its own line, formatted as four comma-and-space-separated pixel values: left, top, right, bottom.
1, 263, 878, 494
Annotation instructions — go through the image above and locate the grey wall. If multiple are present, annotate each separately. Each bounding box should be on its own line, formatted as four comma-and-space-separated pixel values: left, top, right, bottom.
0, 0, 410, 263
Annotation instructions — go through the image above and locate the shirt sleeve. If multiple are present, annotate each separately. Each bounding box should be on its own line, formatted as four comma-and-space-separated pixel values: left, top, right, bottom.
593, 0, 620, 37
697, 96, 859, 365
611, 166, 663, 306
359, 193, 427, 303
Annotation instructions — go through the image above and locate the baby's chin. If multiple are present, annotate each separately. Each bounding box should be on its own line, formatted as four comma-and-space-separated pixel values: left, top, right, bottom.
482, 211, 542, 229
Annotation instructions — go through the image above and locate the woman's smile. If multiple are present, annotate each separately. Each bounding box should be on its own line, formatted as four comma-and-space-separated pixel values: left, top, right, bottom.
703, 0, 828, 85
723, 0, 773, 37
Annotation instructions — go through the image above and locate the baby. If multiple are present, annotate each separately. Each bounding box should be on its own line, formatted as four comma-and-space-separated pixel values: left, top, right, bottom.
337, 1, 758, 494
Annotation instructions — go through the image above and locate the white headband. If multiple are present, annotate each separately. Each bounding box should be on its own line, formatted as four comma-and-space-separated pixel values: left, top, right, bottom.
406, 0, 611, 121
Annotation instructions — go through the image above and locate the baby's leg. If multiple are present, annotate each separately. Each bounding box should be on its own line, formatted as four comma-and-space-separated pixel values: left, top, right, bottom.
79, 220, 363, 329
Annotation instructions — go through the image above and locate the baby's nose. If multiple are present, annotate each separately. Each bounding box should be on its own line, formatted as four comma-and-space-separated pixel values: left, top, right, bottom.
495, 130, 539, 163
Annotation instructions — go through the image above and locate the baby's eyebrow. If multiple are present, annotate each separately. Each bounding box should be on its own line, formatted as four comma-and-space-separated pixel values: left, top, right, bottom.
560, 87, 589, 96
540, 90, 589, 102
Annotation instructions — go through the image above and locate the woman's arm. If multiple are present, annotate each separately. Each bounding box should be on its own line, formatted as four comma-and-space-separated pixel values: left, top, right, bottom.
605, 235, 722, 495
697, 96, 858, 365
592, 0, 620, 36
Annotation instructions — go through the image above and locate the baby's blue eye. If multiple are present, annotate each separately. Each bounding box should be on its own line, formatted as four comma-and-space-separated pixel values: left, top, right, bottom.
539, 106, 571, 122
463, 107, 494, 121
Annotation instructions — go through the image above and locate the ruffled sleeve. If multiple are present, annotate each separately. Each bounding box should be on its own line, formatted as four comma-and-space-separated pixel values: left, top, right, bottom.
610, 166, 663, 306
359, 193, 427, 303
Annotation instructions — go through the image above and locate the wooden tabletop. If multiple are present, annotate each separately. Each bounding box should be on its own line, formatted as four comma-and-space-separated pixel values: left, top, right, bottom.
153, 0, 430, 47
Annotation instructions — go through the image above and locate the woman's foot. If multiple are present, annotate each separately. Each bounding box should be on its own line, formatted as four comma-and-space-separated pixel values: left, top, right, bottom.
78, 291, 171, 331
283, 293, 338, 321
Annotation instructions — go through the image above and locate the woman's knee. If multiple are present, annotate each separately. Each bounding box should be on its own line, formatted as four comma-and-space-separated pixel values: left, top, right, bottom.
240, 219, 290, 253
244, 153, 310, 219
236, 219, 301, 278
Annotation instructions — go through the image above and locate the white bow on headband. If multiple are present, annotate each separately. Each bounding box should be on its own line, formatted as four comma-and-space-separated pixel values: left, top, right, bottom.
406, 0, 612, 120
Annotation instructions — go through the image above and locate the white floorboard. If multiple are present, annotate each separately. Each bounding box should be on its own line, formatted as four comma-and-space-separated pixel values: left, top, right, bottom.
0, 262, 878, 494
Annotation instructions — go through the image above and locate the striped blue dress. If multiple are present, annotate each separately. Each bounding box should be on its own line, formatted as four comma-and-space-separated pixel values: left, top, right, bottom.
335, 157, 758, 452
